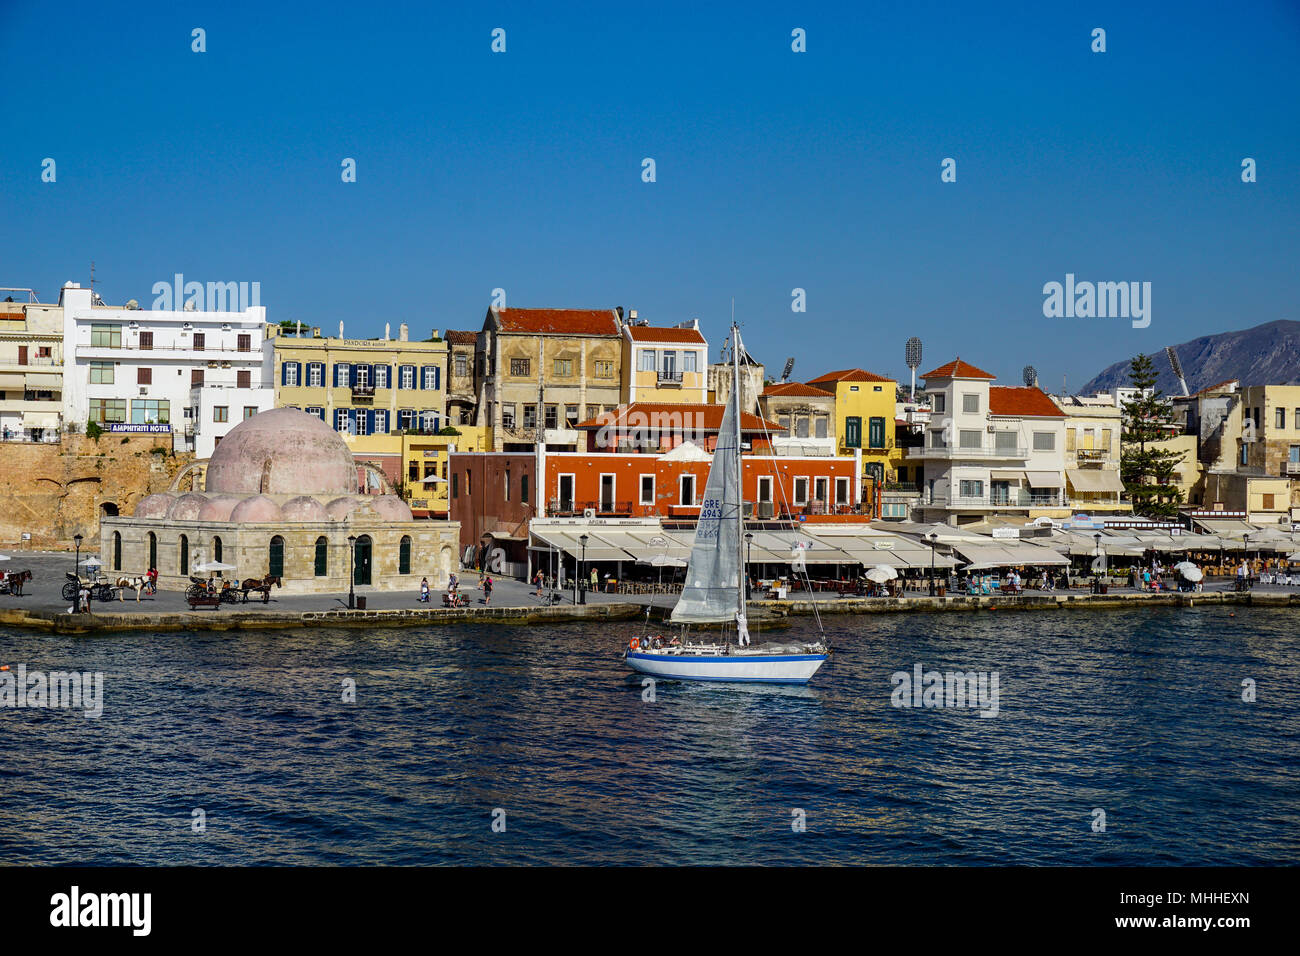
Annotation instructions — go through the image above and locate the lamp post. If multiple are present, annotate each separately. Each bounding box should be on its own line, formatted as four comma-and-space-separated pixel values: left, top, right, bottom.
347, 535, 357, 609
1243, 532, 1250, 588
926, 530, 938, 596
578, 534, 589, 605
1094, 532, 1102, 593
73, 534, 83, 579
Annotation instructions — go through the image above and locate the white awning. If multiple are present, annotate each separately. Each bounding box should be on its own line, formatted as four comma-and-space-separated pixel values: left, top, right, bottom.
1066, 469, 1125, 493
990, 469, 1026, 480
953, 542, 1068, 569
0, 372, 25, 389
22, 412, 61, 428
26, 373, 62, 389
1025, 471, 1063, 488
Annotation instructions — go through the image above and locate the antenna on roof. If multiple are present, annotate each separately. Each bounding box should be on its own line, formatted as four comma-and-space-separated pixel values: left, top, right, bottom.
904, 337, 922, 403
1022, 365, 1038, 388
1165, 346, 1189, 396
781, 358, 795, 383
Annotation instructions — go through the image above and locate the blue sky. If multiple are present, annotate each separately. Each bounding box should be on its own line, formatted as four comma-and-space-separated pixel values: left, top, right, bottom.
2, 0, 1297, 390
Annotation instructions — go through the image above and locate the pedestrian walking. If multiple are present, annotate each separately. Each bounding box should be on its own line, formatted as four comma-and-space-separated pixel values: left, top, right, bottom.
419, 576, 430, 602
533, 569, 544, 597
483, 575, 493, 605
590, 567, 598, 593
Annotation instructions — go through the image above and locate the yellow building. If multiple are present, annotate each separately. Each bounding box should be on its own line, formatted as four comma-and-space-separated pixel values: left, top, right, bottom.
269, 321, 449, 438
621, 319, 709, 405
399, 426, 490, 517
806, 369, 900, 484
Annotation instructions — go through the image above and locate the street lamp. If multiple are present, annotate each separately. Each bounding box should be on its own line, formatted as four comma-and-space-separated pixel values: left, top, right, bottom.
926, 530, 938, 596
1243, 532, 1250, 588
347, 535, 357, 609
1094, 532, 1102, 593
73, 533, 83, 579
578, 534, 589, 605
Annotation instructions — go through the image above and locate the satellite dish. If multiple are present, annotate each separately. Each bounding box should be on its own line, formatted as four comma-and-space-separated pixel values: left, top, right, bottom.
1023, 365, 1038, 388
781, 358, 795, 383
905, 337, 922, 370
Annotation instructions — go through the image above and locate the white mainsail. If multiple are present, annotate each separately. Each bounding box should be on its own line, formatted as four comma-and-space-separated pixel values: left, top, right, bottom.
671, 338, 744, 625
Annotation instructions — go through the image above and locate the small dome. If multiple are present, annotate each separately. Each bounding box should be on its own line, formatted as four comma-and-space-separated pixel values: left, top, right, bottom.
205, 407, 358, 497
325, 496, 358, 521
198, 495, 244, 522
134, 492, 177, 518
167, 493, 210, 521
371, 495, 413, 521
282, 495, 329, 522
229, 495, 284, 523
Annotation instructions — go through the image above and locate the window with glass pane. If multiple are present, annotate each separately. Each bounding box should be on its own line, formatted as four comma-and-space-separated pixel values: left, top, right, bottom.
510, 358, 530, 377
1033, 432, 1055, 451
523, 405, 537, 428
554, 358, 572, 376
244, 407, 257, 419
400, 365, 415, 388
308, 363, 322, 387
682, 351, 697, 372
544, 404, 558, 428
931, 393, 945, 413
1277, 408, 1287, 429
89, 361, 114, 384
89, 399, 127, 423
962, 393, 979, 413
213, 406, 228, 423
455, 354, 468, 376
959, 479, 984, 498
639, 349, 656, 372
501, 404, 515, 428
90, 324, 121, 348
869, 417, 886, 448
133, 400, 170, 424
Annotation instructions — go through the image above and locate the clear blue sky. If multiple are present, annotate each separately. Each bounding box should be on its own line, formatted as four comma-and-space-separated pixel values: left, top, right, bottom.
2, 0, 1297, 391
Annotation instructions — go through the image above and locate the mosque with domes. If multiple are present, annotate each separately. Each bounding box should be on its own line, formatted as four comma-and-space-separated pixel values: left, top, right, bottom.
99, 407, 459, 594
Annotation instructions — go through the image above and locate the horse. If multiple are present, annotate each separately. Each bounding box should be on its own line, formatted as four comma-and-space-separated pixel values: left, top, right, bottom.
115, 575, 148, 603
240, 574, 283, 603
2, 569, 33, 596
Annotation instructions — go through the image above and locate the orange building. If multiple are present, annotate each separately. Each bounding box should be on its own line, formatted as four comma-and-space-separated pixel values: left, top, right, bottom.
574, 401, 780, 454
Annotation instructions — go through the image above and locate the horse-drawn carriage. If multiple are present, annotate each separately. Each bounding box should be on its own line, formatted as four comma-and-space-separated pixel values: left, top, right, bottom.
183, 574, 282, 609
0, 569, 33, 596
61, 572, 116, 603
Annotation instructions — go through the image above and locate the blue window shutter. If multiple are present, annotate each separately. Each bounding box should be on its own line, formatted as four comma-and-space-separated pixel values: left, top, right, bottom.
333, 364, 341, 387
418, 366, 425, 390
367, 409, 376, 434
434, 366, 441, 390
293, 362, 301, 383
280, 362, 287, 386
349, 365, 358, 388
316, 407, 325, 422
348, 408, 357, 432
384, 364, 392, 388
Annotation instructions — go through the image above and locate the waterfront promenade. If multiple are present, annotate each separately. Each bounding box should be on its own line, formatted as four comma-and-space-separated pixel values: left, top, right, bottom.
1, 550, 1296, 633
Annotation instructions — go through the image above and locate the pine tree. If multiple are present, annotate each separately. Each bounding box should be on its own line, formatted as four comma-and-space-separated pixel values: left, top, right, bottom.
1119, 354, 1185, 517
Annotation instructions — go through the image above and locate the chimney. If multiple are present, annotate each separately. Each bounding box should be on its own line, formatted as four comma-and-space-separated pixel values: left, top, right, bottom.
616, 306, 624, 323
629, 309, 638, 322
399, 323, 409, 342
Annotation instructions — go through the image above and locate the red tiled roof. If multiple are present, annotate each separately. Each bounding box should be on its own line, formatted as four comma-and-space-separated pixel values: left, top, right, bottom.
575, 402, 784, 434
491, 307, 620, 336
921, 358, 996, 380
445, 329, 478, 345
1194, 378, 1238, 395
761, 382, 835, 398
626, 325, 707, 344
807, 368, 893, 385
988, 386, 1065, 418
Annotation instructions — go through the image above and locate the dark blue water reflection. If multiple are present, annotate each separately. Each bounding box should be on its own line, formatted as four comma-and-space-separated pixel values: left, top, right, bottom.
1, 605, 1296, 864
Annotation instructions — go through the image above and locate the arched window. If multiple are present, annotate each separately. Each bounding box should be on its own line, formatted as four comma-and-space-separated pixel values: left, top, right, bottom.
314, 536, 328, 577
213, 536, 223, 563
399, 535, 412, 575
148, 532, 157, 570
112, 532, 122, 571
269, 535, 285, 578
179, 535, 189, 575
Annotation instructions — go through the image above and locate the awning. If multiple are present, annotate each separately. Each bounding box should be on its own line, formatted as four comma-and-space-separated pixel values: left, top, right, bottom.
801, 530, 957, 569
1066, 469, 1125, 494
22, 412, 61, 428
954, 542, 1068, 570
1192, 519, 1255, 537
27, 373, 62, 389
530, 528, 636, 562
1025, 471, 1063, 488
990, 469, 1026, 480
0, 372, 24, 389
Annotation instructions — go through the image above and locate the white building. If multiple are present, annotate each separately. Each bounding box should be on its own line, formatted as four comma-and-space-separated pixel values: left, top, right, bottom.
908, 358, 1069, 526
59, 283, 272, 453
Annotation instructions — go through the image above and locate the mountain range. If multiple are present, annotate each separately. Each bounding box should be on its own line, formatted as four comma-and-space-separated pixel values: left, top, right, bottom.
1080, 320, 1300, 396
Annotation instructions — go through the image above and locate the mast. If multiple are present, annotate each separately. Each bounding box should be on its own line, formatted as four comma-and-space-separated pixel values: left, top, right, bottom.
732, 324, 746, 616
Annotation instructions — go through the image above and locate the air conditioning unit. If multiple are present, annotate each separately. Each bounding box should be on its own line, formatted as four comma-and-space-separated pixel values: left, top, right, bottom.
987, 425, 997, 432
138, 387, 148, 396
583, 507, 597, 519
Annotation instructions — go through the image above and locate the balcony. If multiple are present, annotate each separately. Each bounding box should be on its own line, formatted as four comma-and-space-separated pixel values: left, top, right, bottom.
657, 370, 684, 386
547, 499, 634, 517
1075, 448, 1113, 467
1285, 461, 1300, 477
906, 444, 1028, 460
927, 491, 1068, 510
351, 384, 375, 403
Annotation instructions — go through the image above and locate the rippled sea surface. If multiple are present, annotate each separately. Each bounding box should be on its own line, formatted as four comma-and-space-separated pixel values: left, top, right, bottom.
2, 605, 1297, 865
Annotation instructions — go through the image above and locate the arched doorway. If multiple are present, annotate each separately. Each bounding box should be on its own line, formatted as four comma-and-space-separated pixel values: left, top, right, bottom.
179, 535, 189, 575
314, 537, 328, 577
100, 502, 119, 517
148, 532, 157, 571
269, 535, 285, 578
353, 535, 372, 586
213, 536, 223, 564
112, 532, 122, 571
399, 536, 412, 575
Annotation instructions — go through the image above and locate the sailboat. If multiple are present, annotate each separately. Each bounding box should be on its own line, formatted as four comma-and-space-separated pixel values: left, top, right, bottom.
623, 323, 830, 684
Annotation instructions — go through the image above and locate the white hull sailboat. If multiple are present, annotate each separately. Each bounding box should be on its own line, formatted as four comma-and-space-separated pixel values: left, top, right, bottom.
623, 323, 829, 685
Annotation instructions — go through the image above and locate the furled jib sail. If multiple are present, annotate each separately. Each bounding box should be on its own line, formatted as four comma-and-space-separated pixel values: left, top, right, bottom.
671, 384, 743, 623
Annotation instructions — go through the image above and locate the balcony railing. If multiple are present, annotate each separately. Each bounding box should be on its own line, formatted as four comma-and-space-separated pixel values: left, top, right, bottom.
929, 491, 1067, 509
1075, 448, 1113, 466
657, 370, 684, 385
547, 499, 635, 516
351, 384, 375, 402
1285, 461, 1300, 476
906, 444, 1028, 459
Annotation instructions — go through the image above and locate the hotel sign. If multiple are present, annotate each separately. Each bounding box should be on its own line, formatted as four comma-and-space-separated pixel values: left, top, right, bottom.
109, 424, 172, 434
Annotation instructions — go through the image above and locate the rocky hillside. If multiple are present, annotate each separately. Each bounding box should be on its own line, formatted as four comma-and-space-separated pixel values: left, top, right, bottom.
1082, 319, 1300, 395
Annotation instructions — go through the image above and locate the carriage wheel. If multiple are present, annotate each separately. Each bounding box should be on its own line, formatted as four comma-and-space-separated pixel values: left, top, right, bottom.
62, 582, 78, 601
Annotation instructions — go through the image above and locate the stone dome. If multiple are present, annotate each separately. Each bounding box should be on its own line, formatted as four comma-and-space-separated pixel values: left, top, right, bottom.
229, 495, 284, 523
282, 495, 329, 522
197, 494, 244, 522
325, 496, 358, 521
134, 492, 177, 518
204, 407, 358, 497
167, 492, 210, 521
371, 495, 414, 521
